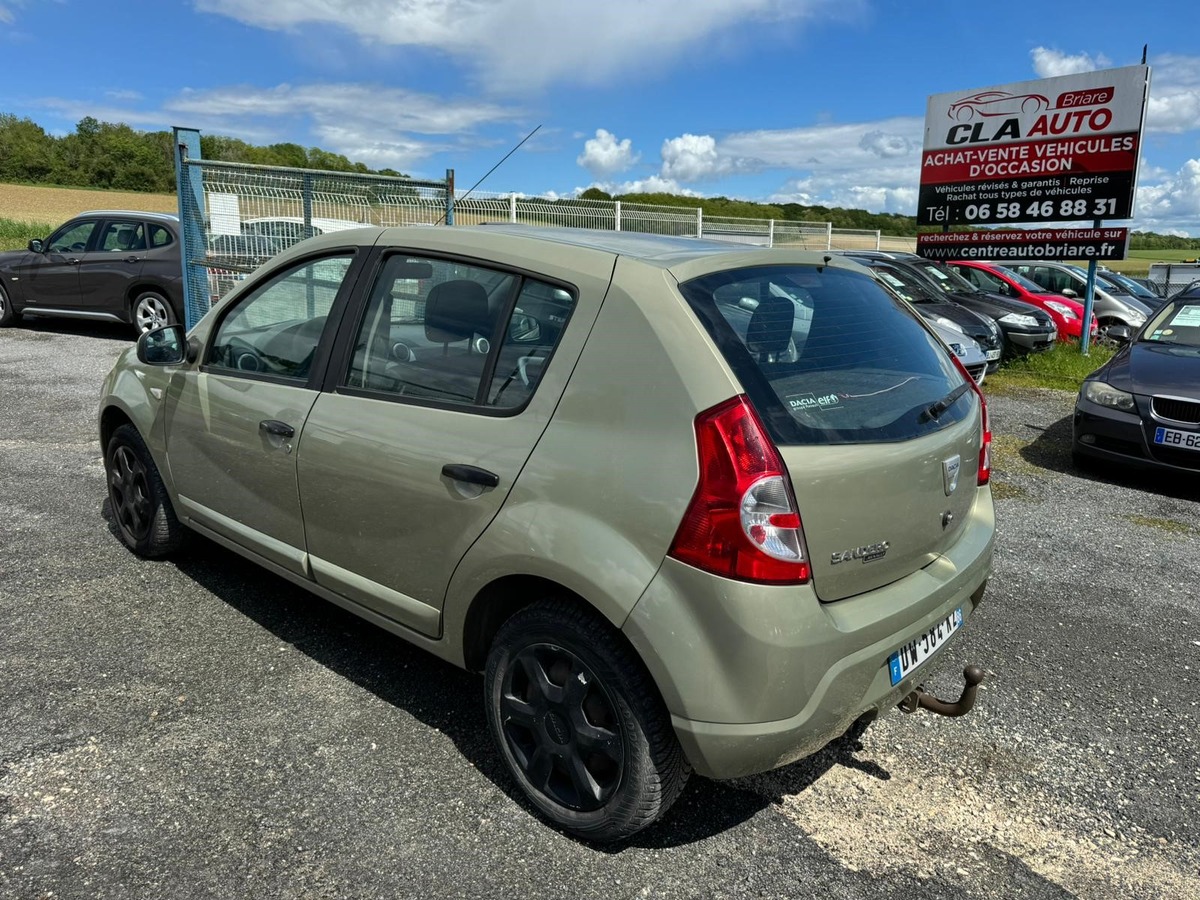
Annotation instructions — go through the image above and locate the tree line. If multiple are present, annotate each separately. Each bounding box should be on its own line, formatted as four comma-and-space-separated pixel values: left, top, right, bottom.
2, 113, 1196, 251
0, 114, 404, 195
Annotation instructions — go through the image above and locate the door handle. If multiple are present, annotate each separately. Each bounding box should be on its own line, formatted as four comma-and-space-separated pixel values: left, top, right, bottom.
124, 255, 143, 263
441, 464, 499, 488
259, 419, 295, 438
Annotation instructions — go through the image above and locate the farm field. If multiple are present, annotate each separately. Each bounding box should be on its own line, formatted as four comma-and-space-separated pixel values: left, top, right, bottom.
0, 182, 176, 248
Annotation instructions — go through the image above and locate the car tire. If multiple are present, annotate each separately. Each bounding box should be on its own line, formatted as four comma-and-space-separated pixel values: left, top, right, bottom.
106, 424, 184, 558
0, 283, 20, 327
485, 598, 690, 842
131, 290, 176, 335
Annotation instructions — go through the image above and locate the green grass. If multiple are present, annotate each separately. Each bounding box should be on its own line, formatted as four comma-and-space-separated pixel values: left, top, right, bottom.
986, 341, 1113, 394
1105, 249, 1200, 276
1125, 515, 1198, 537
0, 217, 53, 251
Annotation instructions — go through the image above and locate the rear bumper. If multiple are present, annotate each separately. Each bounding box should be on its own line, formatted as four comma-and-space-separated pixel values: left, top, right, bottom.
623, 488, 995, 779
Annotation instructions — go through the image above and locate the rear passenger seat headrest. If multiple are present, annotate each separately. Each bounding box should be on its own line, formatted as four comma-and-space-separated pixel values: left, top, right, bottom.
425, 280, 491, 343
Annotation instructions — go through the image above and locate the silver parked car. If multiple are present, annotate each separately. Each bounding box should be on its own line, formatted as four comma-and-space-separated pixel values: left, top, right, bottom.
99, 226, 995, 840
1008, 261, 1151, 338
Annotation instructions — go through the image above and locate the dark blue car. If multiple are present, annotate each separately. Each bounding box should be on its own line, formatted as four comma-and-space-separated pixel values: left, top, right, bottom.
1073, 285, 1200, 473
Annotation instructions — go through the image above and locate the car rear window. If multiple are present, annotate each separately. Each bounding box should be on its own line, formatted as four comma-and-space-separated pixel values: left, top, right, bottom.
678, 265, 971, 445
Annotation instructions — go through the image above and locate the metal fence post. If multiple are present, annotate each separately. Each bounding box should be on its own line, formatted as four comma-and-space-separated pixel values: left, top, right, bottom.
825, 223, 833, 250
445, 169, 455, 226
509, 193, 517, 223
768, 219, 775, 249
172, 127, 207, 330
614, 200, 621, 232
697, 207, 703, 239
302, 173, 314, 240
873, 229, 881, 250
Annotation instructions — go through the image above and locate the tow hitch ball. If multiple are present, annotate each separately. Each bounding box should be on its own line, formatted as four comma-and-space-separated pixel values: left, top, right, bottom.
898, 665, 985, 718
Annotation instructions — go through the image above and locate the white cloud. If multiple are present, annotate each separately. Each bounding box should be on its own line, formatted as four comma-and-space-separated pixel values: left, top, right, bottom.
858, 129, 914, 159
195, 0, 859, 92
576, 129, 638, 177
1134, 158, 1200, 232
1030, 47, 1111, 78
581, 175, 702, 198
1144, 53, 1200, 134
163, 82, 523, 169
659, 133, 762, 182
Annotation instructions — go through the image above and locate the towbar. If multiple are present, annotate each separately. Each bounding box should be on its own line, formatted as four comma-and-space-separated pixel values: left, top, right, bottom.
897, 665, 985, 718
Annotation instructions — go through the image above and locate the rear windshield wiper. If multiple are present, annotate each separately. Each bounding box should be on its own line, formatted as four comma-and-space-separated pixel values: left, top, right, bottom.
921, 383, 972, 422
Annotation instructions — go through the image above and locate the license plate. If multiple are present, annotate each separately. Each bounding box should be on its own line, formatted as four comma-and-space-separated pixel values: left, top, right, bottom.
985, 349, 1001, 361
1154, 426, 1200, 451
887, 608, 963, 686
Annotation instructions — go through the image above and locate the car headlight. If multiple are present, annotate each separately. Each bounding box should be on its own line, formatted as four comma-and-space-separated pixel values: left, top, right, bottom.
998, 312, 1040, 327
1045, 300, 1078, 319
935, 316, 964, 333
1084, 380, 1136, 412
1128, 310, 1146, 325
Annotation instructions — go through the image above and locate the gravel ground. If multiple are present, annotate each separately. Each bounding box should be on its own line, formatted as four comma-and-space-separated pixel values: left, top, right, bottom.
1, 321, 1198, 899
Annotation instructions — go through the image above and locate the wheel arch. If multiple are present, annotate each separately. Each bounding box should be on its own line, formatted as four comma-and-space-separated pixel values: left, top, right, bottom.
461, 574, 594, 673
99, 404, 136, 453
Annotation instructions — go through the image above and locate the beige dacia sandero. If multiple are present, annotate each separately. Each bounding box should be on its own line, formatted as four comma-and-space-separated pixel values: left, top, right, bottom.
98, 225, 995, 841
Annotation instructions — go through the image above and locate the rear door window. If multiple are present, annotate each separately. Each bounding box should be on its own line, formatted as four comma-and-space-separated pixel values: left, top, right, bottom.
679, 265, 970, 445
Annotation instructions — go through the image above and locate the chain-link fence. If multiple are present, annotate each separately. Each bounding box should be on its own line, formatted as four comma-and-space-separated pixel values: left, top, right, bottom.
176, 158, 451, 324
172, 136, 901, 327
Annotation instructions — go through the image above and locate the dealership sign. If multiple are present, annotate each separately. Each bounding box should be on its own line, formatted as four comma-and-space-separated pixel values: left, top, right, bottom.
917, 65, 1150, 227
916, 226, 1130, 262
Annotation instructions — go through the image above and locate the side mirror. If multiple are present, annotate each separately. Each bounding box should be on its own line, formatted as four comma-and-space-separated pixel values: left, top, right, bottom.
137, 324, 187, 365
27, 239, 43, 253
1061, 288, 1078, 298
1105, 325, 1132, 343
509, 312, 542, 343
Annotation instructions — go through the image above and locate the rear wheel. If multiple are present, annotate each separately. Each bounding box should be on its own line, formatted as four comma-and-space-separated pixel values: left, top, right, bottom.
0, 284, 19, 327
485, 599, 690, 842
132, 291, 175, 335
106, 424, 184, 557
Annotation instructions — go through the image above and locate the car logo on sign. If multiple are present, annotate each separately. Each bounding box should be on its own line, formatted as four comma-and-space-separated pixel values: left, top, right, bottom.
943, 455, 961, 496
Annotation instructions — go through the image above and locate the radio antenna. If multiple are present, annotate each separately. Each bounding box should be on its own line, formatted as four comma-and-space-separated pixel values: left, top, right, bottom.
438, 124, 542, 225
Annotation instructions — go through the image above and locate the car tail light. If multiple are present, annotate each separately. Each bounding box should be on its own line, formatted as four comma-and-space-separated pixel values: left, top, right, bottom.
668, 396, 810, 584
949, 355, 991, 485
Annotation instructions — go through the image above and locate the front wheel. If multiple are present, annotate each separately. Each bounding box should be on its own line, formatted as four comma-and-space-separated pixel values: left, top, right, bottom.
106, 424, 184, 557
132, 291, 176, 335
485, 599, 690, 842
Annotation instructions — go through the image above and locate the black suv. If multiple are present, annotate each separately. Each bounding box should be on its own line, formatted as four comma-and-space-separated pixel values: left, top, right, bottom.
843, 251, 1057, 357
0, 210, 183, 335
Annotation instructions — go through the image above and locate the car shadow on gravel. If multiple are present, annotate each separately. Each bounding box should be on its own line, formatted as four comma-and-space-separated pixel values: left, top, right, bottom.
125, 523, 897, 850
1020, 412, 1200, 502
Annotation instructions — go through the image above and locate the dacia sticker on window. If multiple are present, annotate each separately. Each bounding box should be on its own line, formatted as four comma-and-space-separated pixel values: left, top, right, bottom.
786, 392, 842, 412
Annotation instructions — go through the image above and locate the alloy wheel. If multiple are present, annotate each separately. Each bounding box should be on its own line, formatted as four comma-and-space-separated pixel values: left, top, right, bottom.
135, 295, 171, 333
109, 444, 152, 543
498, 642, 625, 812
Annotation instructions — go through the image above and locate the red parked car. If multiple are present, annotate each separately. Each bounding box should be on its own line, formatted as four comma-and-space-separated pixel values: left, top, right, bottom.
948, 261, 1098, 342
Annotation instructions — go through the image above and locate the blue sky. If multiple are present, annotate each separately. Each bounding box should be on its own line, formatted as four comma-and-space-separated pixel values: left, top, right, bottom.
2, 0, 1198, 234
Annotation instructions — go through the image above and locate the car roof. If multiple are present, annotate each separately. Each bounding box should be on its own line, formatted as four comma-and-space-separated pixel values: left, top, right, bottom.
284, 223, 871, 281
78, 209, 179, 223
